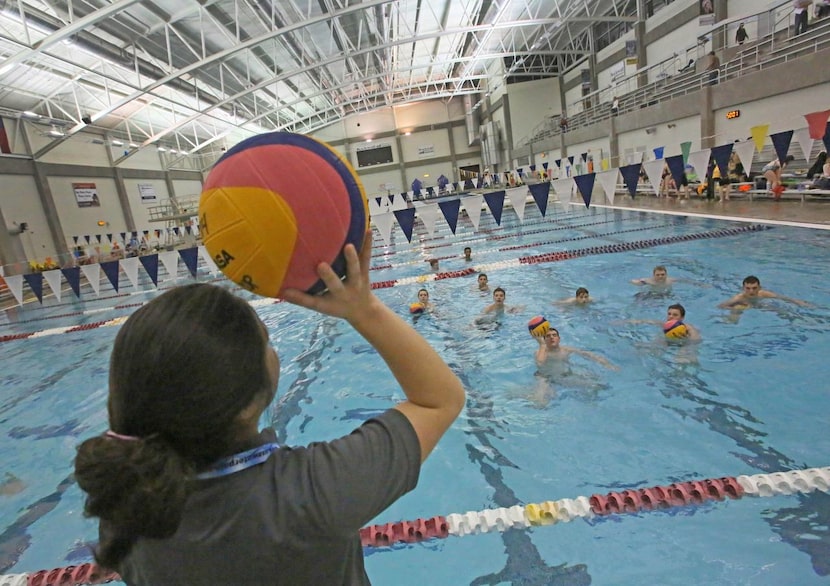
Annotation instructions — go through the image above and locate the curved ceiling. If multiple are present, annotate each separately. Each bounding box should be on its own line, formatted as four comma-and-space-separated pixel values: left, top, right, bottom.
0, 0, 640, 167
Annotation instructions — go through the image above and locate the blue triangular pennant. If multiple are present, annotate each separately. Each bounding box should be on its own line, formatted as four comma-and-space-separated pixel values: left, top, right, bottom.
770, 130, 793, 165
567, 156, 575, 166
120, 232, 127, 242
72, 236, 79, 244
581, 152, 588, 162
95, 234, 102, 243
438, 200, 461, 234
23, 272, 44, 303
179, 247, 199, 278
543, 162, 549, 170
711, 143, 733, 176
100, 260, 120, 292
483, 190, 505, 225
393, 208, 416, 242
555, 159, 561, 168
620, 164, 642, 197
528, 182, 551, 217
84, 235, 90, 244
666, 155, 686, 187
106, 233, 113, 242
653, 146, 665, 160
529, 164, 536, 172
61, 266, 81, 298
139, 253, 159, 286
574, 173, 596, 208
375, 196, 382, 207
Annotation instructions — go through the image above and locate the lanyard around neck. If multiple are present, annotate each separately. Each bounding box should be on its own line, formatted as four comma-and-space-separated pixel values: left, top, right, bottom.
196, 442, 280, 480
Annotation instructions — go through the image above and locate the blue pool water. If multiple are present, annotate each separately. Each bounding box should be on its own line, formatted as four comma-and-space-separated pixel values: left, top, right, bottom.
1, 203, 829, 585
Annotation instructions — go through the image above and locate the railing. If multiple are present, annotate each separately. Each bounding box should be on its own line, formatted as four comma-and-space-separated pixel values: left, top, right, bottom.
518, 7, 830, 149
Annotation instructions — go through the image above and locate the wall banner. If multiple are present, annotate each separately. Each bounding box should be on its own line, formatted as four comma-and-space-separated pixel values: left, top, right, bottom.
138, 183, 158, 203
73, 183, 100, 207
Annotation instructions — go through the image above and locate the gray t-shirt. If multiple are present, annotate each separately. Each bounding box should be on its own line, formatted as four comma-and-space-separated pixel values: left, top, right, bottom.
116, 409, 421, 585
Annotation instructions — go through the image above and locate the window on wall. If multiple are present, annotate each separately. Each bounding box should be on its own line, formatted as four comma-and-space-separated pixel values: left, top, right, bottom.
355, 144, 394, 167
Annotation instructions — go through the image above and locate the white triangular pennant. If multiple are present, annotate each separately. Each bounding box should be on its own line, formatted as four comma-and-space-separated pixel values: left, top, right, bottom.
120, 257, 141, 289
42, 269, 63, 303
4, 274, 24, 306
506, 186, 528, 221
597, 169, 619, 204
372, 212, 394, 246
158, 250, 180, 282
415, 203, 440, 237
198, 245, 220, 275
793, 127, 814, 162
552, 178, 574, 198
463, 194, 483, 229
643, 160, 665, 196
80, 263, 101, 295
733, 139, 755, 170
687, 149, 712, 180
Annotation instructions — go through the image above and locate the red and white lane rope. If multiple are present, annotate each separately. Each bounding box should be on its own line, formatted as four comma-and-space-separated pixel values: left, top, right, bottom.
3, 466, 828, 586
0, 224, 770, 344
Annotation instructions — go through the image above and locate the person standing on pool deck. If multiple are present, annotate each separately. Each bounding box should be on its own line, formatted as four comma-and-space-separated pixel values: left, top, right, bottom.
73, 232, 465, 585
719, 275, 811, 309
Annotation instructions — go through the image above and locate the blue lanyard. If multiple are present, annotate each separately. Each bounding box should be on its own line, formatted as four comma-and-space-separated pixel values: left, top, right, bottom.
196, 442, 280, 480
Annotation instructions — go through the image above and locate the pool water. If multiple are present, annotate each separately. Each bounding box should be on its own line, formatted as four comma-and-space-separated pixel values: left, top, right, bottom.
1, 203, 829, 585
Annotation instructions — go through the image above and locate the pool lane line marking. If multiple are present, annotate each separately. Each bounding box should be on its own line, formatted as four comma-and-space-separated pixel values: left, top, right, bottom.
6, 466, 829, 586
582, 202, 830, 231
0, 224, 770, 343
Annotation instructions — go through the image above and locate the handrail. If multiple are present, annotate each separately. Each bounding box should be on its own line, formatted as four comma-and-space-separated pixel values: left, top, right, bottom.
518, 12, 830, 149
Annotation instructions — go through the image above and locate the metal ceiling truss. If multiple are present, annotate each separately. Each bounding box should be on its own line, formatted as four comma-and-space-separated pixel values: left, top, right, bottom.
0, 0, 645, 170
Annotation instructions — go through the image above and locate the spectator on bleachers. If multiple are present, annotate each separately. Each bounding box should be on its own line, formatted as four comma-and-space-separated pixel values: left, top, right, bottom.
736, 23, 749, 45
806, 151, 827, 179
816, 0, 830, 18
794, 0, 812, 35
704, 51, 720, 85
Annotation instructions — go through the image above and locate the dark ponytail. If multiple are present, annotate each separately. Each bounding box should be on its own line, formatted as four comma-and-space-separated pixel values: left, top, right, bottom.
74, 284, 271, 569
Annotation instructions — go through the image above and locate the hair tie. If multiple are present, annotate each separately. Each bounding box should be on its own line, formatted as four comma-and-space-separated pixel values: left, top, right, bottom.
104, 430, 141, 442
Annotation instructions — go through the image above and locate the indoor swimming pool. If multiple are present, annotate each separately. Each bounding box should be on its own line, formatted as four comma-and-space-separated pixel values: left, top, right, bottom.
1, 202, 829, 585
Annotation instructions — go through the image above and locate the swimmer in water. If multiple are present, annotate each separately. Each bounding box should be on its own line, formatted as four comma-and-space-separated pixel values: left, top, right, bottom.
719, 275, 810, 309
554, 287, 592, 305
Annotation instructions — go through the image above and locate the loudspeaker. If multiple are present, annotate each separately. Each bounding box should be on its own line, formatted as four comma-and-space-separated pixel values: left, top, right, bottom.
81, 115, 92, 125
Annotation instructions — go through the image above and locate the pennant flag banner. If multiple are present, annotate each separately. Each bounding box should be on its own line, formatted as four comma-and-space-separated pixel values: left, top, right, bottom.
793, 127, 814, 162
619, 164, 642, 197
100, 260, 120, 292
415, 203, 440, 237
61, 266, 81, 298
567, 156, 575, 167
528, 182, 551, 216
551, 178, 574, 199
80, 264, 101, 295
393, 208, 417, 242
580, 152, 588, 162
505, 186, 528, 221
73, 236, 79, 245
529, 165, 536, 172
50, 268, 77, 300
770, 130, 793, 165
373, 212, 395, 246
687, 149, 712, 180
484, 191, 506, 225
733, 139, 756, 170
573, 173, 596, 208
653, 146, 665, 160
120, 257, 140, 290
438, 199, 461, 234
22, 272, 44, 303
680, 141, 692, 164
665, 155, 686, 188
711, 143, 733, 175
642, 160, 665, 196
139, 254, 160, 286
804, 109, 830, 139
106, 234, 113, 242
596, 169, 619, 204
542, 162, 549, 170
751, 124, 769, 152
464, 194, 483, 230
4, 274, 23, 305
555, 159, 562, 168
84, 235, 91, 244
179, 247, 199, 278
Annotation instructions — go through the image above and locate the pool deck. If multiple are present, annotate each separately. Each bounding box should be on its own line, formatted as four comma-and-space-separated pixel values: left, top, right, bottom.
570, 194, 830, 230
